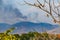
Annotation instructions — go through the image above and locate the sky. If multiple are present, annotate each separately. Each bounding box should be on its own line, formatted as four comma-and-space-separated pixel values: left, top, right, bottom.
0, 0, 59, 25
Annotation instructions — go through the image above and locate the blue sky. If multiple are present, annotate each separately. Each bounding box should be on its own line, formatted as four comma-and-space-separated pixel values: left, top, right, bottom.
0, 0, 59, 25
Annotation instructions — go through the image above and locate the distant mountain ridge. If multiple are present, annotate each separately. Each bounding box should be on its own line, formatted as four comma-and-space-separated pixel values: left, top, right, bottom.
0, 22, 59, 34
0, 23, 11, 32
10, 22, 59, 33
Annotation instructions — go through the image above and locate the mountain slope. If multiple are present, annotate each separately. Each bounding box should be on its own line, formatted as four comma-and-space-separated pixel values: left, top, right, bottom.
0, 23, 11, 32
47, 27, 60, 34
0, 22, 59, 34
12, 22, 59, 34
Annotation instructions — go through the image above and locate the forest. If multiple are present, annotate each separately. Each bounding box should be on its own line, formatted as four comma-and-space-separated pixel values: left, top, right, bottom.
0, 27, 60, 40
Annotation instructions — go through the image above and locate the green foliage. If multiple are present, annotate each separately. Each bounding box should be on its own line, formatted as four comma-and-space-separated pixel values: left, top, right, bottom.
0, 28, 60, 40
4, 27, 15, 34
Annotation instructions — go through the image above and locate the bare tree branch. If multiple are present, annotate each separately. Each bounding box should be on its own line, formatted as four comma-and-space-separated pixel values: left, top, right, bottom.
24, 1, 35, 6
23, 0, 60, 24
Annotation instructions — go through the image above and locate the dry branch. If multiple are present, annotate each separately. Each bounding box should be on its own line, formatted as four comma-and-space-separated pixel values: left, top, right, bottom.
24, 0, 60, 24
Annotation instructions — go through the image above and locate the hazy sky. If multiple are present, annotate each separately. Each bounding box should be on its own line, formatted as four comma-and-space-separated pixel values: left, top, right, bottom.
0, 0, 59, 25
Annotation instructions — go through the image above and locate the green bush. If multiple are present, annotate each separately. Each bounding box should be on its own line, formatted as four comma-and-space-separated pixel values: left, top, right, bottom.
0, 28, 60, 40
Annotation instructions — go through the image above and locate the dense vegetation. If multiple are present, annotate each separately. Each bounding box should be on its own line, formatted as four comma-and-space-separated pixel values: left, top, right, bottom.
0, 28, 60, 40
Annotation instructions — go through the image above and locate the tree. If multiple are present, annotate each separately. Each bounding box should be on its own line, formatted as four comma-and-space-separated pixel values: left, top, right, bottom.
23, 0, 60, 24
4, 27, 15, 34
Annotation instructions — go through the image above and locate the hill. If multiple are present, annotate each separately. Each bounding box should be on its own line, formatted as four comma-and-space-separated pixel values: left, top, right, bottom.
12, 22, 58, 34
0, 23, 11, 32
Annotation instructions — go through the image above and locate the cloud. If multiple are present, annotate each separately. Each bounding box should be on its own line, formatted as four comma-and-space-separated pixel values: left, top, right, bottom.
0, 0, 27, 24
0, 0, 58, 25
21, 6, 57, 24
